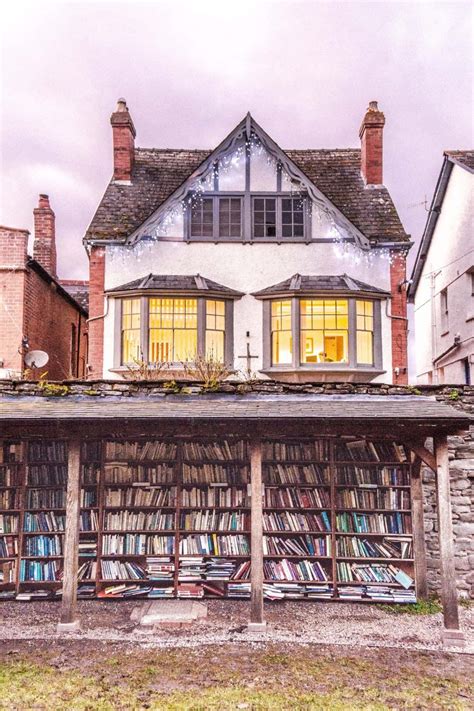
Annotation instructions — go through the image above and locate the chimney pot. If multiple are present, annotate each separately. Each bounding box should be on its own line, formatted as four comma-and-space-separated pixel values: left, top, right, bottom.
359, 100, 385, 186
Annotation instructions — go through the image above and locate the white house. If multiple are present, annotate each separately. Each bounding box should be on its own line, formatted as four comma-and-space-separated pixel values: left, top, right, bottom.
409, 152, 474, 384
85, 100, 411, 383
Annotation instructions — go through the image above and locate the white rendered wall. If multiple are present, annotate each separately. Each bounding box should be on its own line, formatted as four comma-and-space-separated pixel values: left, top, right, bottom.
102, 238, 393, 382
414, 165, 474, 383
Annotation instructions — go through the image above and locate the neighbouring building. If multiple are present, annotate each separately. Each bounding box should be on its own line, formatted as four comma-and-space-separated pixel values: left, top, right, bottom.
84, 100, 411, 383
0, 195, 88, 379
409, 151, 474, 385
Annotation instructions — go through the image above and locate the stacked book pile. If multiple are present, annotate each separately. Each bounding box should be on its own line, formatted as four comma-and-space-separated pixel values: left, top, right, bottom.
227, 582, 251, 598
179, 557, 205, 581
148, 586, 174, 598
206, 558, 236, 579
177, 583, 204, 598
77, 584, 96, 598
338, 586, 364, 600
146, 557, 174, 580
265, 582, 304, 599
306, 585, 334, 599
78, 539, 97, 557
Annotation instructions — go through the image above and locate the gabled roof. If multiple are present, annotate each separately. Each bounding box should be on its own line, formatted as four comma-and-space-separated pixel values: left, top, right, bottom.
84, 114, 408, 247
444, 150, 474, 173
409, 150, 474, 300
106, 274, 244, 298
252, 274, 389, 298
26, 259, 88, 317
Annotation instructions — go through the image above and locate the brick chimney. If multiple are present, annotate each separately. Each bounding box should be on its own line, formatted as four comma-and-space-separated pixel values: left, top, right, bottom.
359, 101, 385, 186
33, 194, 57, 278
110, 98, 136, 182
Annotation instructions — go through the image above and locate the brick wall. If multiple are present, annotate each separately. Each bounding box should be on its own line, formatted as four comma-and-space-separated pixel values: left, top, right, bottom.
0, 227, 29, 374
87, 246, 106, 378
390, 250, 409, 384
23, 267, 88, 379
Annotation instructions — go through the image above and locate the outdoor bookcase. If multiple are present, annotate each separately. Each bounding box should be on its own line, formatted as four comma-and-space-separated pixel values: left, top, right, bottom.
0, 391, 470, 645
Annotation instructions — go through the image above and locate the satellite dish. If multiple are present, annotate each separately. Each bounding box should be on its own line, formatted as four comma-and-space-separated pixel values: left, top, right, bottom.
24, 350, 49, 368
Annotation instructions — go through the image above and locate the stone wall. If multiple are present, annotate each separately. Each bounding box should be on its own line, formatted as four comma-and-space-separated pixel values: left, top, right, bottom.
0, 378, 472, 597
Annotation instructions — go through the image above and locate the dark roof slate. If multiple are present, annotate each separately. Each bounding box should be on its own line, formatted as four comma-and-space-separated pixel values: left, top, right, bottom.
106, 274, 243, 297
85, 148, 408, 244
252, 274, 389, 297
445, 150, 474, 172
60, 281, 89, 311
0, 394, 468, 427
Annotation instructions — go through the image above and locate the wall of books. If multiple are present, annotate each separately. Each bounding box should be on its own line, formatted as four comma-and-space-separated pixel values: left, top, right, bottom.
0, 436, 416, 603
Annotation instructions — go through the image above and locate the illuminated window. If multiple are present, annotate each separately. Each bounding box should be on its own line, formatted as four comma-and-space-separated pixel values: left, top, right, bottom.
121, 299, 141, 364
271, 300, 292, 365
356, 300, 374, 365
205, 300, 226, 362
300, 300, 348, 364
149, 298, 197, 363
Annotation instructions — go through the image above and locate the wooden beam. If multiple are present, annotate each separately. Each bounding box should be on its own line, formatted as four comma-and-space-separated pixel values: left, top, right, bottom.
410, 456, 428, 600
57, 439, 81, 632
434, 435, 460, 632
249, 438, 265, 629
405, 440, 437, 472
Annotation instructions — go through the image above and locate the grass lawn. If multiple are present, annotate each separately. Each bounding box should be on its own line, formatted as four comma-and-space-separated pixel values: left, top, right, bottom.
0, 641, 472, 710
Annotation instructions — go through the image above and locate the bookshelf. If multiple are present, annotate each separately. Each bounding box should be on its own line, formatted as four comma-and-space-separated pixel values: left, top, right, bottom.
0, 436, 417, 603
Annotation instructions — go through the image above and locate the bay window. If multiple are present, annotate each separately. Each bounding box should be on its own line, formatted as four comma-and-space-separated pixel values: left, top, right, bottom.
263, 295, 382, 372
119, 296, 232, 367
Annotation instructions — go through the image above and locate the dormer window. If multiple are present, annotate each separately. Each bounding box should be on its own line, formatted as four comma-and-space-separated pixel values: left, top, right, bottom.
190, 197, 242, 240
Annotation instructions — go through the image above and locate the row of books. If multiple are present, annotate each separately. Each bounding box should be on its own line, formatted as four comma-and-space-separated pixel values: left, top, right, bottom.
0, 561, 15, 583
22, 489, 98, 510
104, 511, 175, 531
78, 560, 97, 581
336, 512, 412, 534
182, 441, 247, 461
179, 511, 249, 531
102, 534, 175, 555
263, 535, 330, 557
262, 511, 331, 533
105, 441, 177, 461
0, 514, 19, 533
0, 491, 19, 510
183, 464, 248, 485
27, 465, 67, 486
336, 441, 407, 463
20, 559, 61, 581
264, 487, 330, 509
264, 464, 329, 486
81, 441, 101, 461
263, 558, 329, 582
181, 487, 248, 508
28, 441, 66, 462
263, 440, 330, 460
336, 488, 411, 510
0, 443, 21, 464
336, 562, 414, 587
81, 465, 100, 485
178, 558, 250, 581
0, 537, 18, 557
22, 510, 99, 532
179, 534, 250, 556
0, 466, 21, 488
104, 464, 176, 485
24, 535, 62, 557
105, 487, 176, 508
336, 536, 413, 559
335, 465, 409, 487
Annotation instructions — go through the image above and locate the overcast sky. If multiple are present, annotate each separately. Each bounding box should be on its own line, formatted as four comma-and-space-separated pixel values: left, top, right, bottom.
1, 0, 472, 280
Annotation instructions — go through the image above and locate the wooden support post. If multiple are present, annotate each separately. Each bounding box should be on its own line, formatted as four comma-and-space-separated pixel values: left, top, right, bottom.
57, 440, 81, 633
410, 456, 428, 600
248, 438, 266, 630
434, 435, 464, 647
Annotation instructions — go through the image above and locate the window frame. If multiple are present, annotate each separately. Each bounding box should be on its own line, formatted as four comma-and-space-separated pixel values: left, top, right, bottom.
262, 296, 382, 372
187, 194, 244, 242
115, 295, 234, 369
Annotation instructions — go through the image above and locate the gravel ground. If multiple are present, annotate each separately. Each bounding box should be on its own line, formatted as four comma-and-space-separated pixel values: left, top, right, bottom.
1, 599, 473, 653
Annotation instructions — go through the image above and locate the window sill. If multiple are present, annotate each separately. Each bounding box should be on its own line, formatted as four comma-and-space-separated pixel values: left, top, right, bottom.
260, 366, 386, 384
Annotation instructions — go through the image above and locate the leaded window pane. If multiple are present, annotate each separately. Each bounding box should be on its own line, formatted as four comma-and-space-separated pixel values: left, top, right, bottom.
300, 299, 348, 364
149, 298, 198, 363
191, 198, 213, 237
356, 300, 374, 365
271, 300, 292, 365
121, 299, 141, 364
205, 299, 226, 363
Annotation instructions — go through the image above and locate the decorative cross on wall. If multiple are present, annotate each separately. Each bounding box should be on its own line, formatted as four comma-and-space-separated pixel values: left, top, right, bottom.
238, 339, 259, 378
